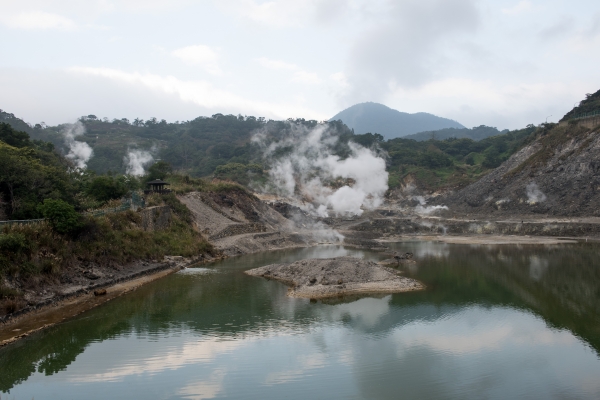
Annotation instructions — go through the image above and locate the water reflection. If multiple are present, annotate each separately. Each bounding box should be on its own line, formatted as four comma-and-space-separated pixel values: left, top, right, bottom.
2, 242, 600, 399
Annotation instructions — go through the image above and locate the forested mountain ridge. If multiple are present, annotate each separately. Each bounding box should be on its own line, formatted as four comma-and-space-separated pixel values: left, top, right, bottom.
0, 109, 538, 194
403, 125, 509, 142
330, 102, 465, 139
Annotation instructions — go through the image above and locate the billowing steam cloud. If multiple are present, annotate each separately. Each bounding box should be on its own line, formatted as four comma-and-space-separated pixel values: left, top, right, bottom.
124, 149, 154, 176
63, 121, 93, 169
526, 182, 546, 204
254, 124, 388, 217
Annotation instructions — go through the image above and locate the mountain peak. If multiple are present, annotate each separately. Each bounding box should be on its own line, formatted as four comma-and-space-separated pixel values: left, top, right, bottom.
330, 102, 464, 140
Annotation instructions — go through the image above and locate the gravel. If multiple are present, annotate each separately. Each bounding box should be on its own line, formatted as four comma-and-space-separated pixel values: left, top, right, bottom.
245, 256, 424, 299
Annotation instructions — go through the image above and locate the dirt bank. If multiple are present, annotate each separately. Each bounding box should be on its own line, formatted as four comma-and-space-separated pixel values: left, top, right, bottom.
179, 191, 315, 256
0, 255, 219, 346
334, 213, 600, 240
245, 256, 424, 299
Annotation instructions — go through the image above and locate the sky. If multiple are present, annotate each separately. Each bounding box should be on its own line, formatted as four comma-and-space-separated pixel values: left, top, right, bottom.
0, 0, 599, 130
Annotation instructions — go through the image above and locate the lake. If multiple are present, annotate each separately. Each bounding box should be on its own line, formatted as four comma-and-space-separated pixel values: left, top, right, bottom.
1, 242, 600, 399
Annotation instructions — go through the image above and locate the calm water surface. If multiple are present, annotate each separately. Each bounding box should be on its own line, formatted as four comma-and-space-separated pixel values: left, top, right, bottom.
1, 242, 600, 399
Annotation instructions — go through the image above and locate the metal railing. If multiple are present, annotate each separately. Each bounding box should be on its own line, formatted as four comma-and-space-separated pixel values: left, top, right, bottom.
0, 192, 147, 227
0, 218, 45, 227
571, 110, 600, 120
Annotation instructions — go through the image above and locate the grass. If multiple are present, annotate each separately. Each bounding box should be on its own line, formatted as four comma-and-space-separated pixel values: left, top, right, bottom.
162, 173, 257, 200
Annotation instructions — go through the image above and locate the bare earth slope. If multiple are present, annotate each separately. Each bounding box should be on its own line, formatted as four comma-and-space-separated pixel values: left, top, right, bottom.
245, 257, 424, 298
439, 123, 600, 217
179, 190, 312, 256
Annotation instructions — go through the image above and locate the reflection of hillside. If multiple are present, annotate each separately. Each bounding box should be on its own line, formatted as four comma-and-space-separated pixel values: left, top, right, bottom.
397, 243, 600, 355
0, 246, 365, 392
2, 243, 599, 393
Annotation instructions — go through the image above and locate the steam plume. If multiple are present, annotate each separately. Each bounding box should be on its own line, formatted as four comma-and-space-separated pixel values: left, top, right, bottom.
413, 195, 449, 215
526, 182, 546, 204
124, 149, 154, 176
63, 121, 93, 169
253, 123, 388, 217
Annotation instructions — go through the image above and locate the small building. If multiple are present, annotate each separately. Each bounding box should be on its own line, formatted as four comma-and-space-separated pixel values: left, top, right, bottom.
144, 179, 172, 195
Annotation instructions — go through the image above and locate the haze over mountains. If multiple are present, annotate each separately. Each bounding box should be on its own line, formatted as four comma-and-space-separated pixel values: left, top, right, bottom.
330, 102, 465, 140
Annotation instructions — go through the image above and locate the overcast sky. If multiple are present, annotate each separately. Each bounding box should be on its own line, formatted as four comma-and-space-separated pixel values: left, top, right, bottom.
1, 0, 599, 129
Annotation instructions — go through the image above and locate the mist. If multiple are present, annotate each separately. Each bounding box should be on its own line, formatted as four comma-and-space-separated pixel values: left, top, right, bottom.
253, 123, 388, 217
526, 182, 547, 204
63, 121, 93, 169
124, 149, 154, 176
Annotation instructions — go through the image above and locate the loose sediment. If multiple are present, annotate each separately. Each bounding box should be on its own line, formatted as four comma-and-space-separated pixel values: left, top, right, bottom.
245, 256, 424, 299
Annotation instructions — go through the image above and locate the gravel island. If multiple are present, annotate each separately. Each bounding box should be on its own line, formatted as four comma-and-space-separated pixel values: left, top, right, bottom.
245, 256, 424, 299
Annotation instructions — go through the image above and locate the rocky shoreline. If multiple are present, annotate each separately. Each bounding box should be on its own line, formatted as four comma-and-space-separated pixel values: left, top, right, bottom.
0, 254, 223, 346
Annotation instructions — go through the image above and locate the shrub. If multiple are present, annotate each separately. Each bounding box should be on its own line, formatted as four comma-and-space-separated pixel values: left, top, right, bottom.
0, 233, 29, 254
146, 161, 172, 181
464, 153, 476, 166
161, 193, 193, 224
87, 175, 128, 202
37, 199, 82, 234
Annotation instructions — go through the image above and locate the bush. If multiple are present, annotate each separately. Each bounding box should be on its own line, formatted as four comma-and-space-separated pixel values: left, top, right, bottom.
464, 153, 476, 166
87, 175, 128, 202
161, 193, 193, 224
0, 233, 29, 254
146, 161, 172, 181
37, 199, 82, 234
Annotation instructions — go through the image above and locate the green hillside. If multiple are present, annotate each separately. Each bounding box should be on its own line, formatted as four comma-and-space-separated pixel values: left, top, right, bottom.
1, 109, 540, 193
402, 125, 509, 142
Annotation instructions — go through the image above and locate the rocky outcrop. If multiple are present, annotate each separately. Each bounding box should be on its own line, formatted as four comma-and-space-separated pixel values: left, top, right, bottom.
179, 191, 311, 256
439, 123, 600, 217
245, 257, 424, 298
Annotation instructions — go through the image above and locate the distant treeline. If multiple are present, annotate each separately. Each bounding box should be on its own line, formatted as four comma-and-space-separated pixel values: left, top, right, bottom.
1, 109, 539, 192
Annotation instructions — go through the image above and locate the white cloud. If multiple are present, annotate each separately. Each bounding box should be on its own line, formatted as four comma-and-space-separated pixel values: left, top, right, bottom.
501, 1, 533, 15
67, 66, 326, 119
341, 0, 481, 102
172, 45, 223, 75
217, 0, 356, 28
257, 57, 297, 71
257, 57, 321, 84
1, 11, 77, 30
387, 77, 592, 128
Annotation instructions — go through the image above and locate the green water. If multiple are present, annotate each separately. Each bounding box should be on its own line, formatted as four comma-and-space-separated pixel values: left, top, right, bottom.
1, 242, 600, 399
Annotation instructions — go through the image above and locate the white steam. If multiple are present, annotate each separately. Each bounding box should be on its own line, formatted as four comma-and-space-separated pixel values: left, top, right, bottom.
63, 121, 93, 169
254, 124, 388, 217
526, 182, 546, 204
413, 195, 448, 215
124, 149, 154, 176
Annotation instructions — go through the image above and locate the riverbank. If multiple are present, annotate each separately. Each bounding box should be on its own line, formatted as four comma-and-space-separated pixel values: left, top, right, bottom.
379, 235, 581, 245
0, 255, 220, 347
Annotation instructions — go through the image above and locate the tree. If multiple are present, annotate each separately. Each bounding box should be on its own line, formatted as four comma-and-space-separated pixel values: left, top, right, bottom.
146, 161, 172, 180
37, 199, 82, 234
0, 123, 31, 148
86, 175, 128, 202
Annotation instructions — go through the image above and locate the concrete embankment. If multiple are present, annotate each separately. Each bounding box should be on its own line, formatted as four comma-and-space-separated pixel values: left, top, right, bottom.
0, 256, 211, 347
344, 216, 600, 239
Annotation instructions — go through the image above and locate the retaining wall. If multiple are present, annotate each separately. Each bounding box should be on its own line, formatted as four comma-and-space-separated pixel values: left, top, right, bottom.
140, 206, 172, 232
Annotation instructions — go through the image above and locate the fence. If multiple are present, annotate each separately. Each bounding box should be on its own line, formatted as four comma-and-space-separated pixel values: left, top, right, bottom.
571, 110, 600, 120
0, 192, 147, 227
0, 218, 45, 227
